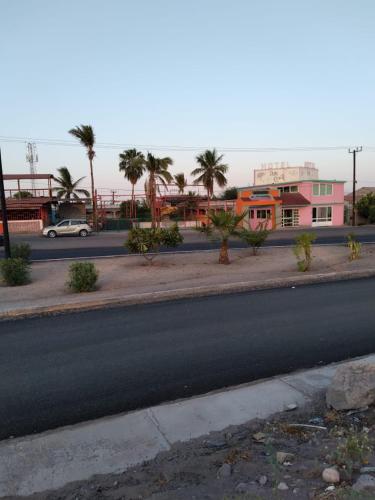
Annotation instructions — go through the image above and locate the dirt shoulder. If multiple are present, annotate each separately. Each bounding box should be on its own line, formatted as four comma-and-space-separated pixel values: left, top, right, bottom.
1, 245, 375, 318
16, 393, 375, 500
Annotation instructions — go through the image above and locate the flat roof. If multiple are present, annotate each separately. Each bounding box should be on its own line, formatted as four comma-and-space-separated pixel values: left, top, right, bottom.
238, 179, 346, 190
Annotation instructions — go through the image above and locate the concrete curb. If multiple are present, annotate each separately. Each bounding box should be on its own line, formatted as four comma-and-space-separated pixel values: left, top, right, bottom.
1, 353, 375, 497
1, 267, 375, 320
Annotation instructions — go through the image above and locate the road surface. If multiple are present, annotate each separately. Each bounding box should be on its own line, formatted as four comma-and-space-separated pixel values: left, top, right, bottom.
1, 277, 375, 440
1, 225, 375, 260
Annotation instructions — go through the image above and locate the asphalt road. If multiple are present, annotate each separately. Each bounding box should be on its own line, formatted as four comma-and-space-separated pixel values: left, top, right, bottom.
1, 278, 375, 440
2, 226, 375, 260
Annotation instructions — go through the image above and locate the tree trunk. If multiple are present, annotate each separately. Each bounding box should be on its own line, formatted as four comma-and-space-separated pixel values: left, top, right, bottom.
219, 239, 230, 264
150, 174, 156, 229
207, 188, 211, 225
131, 183, 135, 219
89, 153, 97, 231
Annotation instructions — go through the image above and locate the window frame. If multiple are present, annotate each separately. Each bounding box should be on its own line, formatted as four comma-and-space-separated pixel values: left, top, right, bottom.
313, 183, 333, 196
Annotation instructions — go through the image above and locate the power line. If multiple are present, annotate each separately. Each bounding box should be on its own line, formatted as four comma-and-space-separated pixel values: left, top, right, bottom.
0, 135, 372, 153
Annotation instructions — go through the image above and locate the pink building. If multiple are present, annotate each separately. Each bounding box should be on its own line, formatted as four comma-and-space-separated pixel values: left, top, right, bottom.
237, 179, 345, 228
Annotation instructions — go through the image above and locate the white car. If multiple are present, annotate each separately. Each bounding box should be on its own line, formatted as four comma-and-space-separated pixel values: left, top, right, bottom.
42, 219, 93, 238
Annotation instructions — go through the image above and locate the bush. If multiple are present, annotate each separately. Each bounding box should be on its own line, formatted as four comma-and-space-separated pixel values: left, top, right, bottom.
0, 258, 30, 286
293, 232, 316, 272
125, 224, 183, 264
67, 262, 98, 292
11, 243, 31, 262
347, 233, 361, 261
241, 224, 269, 255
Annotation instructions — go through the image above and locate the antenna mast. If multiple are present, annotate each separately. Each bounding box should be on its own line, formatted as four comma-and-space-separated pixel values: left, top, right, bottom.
26, 142, 38, 192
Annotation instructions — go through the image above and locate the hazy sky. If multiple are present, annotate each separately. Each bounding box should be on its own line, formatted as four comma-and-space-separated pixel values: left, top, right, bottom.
1, 0, 374, 194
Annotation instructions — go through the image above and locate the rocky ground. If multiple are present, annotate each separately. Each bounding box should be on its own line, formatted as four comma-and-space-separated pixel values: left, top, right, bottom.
13, 393, 375, 500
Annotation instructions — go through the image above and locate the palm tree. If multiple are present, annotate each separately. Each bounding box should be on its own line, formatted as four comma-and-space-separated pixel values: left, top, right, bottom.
53, 167, 90, 200
119, 149, 145, 218
174, 173, 187, 194
68, 125, 97, 227
191, 149, 228, 218
206, 211, 246, 264
144, 153, 173, 227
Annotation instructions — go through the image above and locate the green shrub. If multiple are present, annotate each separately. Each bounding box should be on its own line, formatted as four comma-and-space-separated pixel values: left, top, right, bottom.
240, 224, 269, 255
125, 224, 183, 264
293, 232, 316, 272
67, 262, 98, 292
347, 233, 361, 261
0, 258, 30, 286
11, 243, 31, 262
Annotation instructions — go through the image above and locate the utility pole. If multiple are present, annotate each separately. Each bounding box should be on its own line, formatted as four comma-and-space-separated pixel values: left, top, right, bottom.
0, 149, 11, 258
348, 147, 362, 226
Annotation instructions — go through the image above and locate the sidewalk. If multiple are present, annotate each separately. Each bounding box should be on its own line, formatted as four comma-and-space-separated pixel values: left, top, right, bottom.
1, 245, 375, 319
1, 354, 374, 498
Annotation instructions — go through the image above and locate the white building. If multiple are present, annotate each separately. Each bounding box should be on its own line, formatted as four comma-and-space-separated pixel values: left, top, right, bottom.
253, 162, 319, 186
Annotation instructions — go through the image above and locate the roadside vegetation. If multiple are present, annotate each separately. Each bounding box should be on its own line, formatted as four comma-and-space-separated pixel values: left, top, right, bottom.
0, 257, 30, 286
67, 262, 98, 293
294, 232, 316, 272
201, 211, 246, 264
125, 225, 183, 264
347, 233, 361, 261
241, 221, 270, 255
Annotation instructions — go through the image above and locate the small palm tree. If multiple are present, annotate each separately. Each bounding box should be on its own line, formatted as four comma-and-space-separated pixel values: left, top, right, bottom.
119, 149, 145, 218
53, 167, 90, 200
144, 153, 173, 227
68, 125, 97, 226
174, 173, 187, 194
191, 149, 228, 216
205, 211, 246, 264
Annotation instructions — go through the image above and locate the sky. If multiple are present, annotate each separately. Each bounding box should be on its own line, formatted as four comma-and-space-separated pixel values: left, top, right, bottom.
1, 0, 375, 194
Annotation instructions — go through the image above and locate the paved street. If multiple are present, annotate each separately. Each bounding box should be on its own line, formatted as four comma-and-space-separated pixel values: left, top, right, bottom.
1, 277, 375, 440
2, 225, 375, 260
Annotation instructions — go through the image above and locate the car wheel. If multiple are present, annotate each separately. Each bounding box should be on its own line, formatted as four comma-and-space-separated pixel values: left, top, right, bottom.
79, 229, 88, 237
48, 230, 57, 238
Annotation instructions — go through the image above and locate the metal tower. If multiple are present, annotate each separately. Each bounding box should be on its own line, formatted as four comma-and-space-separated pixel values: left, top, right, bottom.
26, 142, 38, 192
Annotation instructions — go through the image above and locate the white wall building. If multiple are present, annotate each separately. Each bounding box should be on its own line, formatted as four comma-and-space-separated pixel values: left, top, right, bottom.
253, 162, 319, 186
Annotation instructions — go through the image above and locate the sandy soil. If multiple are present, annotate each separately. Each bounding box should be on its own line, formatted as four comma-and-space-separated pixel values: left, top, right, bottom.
15, 393, 375, 500
1, 245, 375, 312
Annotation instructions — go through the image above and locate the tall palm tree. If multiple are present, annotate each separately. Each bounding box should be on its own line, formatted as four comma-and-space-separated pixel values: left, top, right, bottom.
191, 149, 228, 217
53, 167, 90, 200
174, 173, 187, 194
68, 125, 97, 227
119, 149, 145, 218
144, 153, 173, 227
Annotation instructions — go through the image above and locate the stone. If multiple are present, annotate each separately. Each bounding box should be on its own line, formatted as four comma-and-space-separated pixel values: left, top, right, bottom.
322, 467, 340, 484
352, 474, 375, 492
286, 403, 298, 411
326, 363, 375, 410
277, 482, 289, 491
217, 463, 232, 478
253, 432, 266, 443
276, 451, 295, 464
258, 475, 268, 486
235, 482, 250, 493
360, 466, 375, 473
204, 438, 228, 450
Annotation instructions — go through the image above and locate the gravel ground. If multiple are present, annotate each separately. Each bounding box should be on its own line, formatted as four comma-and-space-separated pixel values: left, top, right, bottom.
1, 245, 375, 313
9, 393, 375, 500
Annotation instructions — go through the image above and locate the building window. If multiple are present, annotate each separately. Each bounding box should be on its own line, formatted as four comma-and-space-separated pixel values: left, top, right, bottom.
282, 209, 299, 227
250, 209, 254, 219
313, 183, 333, 196
312, 206, 332, 223
278, 185, 298, 194
257, 209, 271, 219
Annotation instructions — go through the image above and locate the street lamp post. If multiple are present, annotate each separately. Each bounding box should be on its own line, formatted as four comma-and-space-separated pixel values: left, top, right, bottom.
0, 148, 11, 258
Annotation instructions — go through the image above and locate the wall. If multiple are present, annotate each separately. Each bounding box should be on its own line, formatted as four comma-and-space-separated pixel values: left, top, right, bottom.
0, 220, 43, 234
58, 202, 86, 220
